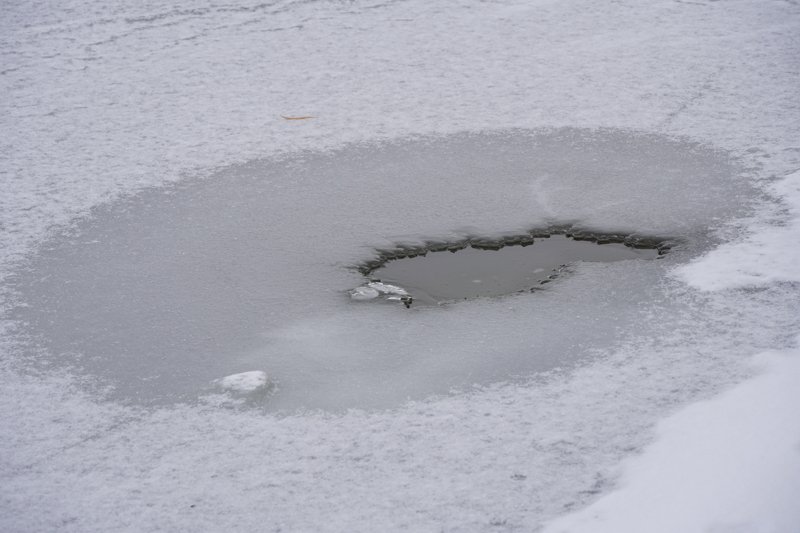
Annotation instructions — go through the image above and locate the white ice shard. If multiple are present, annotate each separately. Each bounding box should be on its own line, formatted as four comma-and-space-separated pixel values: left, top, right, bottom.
351, 281, 409, 300
367, 281, 409, 296
215, 371, 269, 393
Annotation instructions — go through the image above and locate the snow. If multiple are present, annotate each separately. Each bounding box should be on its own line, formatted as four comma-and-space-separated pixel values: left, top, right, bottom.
1, 0, 799, 531
543, 340, 800, 533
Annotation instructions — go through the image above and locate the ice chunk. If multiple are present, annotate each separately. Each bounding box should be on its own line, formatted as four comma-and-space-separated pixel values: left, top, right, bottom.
352, 282, 411, 307
350, 286, 380, 300
367, 281, 409, 295
215, 371, 269, 393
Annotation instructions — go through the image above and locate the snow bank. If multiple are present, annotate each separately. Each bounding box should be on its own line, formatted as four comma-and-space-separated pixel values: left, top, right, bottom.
543, 341, 800, 533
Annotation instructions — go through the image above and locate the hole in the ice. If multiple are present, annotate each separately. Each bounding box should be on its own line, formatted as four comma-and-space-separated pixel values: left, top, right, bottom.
352, 230, 670, 307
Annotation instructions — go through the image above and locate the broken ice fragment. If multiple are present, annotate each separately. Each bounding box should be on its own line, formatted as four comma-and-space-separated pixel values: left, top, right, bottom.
367, 281, 409, 295
387, 295, 414, 308
351, 281, 412, 306
351, 281, 409, 300
350, 286, 380, 300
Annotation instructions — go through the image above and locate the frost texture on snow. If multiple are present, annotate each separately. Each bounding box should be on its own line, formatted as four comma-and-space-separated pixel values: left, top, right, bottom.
2, 0, 800, 531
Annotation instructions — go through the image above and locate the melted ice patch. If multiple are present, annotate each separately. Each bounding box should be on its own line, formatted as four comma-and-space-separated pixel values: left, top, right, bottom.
8, 129, 749, 411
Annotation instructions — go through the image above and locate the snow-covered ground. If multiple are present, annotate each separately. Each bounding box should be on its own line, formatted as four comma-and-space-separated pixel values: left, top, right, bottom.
2, 0, 799, 531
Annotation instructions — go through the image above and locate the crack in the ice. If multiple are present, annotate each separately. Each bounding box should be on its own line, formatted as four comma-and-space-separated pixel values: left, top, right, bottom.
658, 67, 723, 129
10, 414, 140, 474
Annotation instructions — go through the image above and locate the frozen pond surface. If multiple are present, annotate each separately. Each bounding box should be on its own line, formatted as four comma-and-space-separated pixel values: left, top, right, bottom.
12, 130, 744, 411
2, 0, 799, 531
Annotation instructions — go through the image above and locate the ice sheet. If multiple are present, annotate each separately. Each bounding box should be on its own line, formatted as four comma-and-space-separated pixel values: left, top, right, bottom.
8, 129, 748, 411
2, 0, 799, 531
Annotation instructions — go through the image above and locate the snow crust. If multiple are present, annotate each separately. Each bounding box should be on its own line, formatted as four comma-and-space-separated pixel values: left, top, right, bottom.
2, 0, 799, 531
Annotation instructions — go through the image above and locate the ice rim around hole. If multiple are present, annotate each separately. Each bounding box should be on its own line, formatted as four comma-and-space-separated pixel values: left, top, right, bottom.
350, 225, 676, 305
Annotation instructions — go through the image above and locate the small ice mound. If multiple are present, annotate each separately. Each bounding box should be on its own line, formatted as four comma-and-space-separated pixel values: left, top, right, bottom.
215, 370, 270, 393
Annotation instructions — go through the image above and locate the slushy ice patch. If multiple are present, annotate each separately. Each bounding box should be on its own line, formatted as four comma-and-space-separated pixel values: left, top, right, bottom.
8, 129, 748, 411
352, 231, 668, 306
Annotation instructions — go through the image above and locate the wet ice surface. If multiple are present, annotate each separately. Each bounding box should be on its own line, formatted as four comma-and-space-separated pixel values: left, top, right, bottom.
2, 0, 800, 531
11, 130, 743, 411
367, 236, 661, 305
